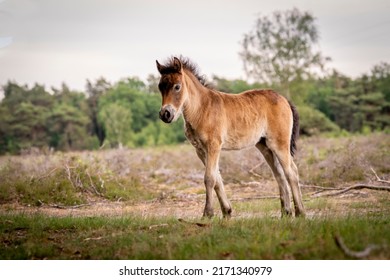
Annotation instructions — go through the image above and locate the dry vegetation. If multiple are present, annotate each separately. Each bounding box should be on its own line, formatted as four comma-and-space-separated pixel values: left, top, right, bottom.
0, 133, 389, 218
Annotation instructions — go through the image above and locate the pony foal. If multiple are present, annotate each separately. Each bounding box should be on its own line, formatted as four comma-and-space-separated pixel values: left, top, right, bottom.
155, 56, 305, 218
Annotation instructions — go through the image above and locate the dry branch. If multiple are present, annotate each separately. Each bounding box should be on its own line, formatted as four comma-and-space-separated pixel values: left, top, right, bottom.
32, 167, 59, 182
301, 184, 343, 191
48, 203, 91, 209
371, 167, 390, 184
84, 236, 105, 241
64, 164, 76, 189
310, 168, 390, 198
313, 184, 390, 197
248, 162, 264, 178
86, 169, 103, 196
334, 235, 384, 259
231, 195, 279, 201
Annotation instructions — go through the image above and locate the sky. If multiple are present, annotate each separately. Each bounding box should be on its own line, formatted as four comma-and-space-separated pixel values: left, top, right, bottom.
0, 0, 390, 92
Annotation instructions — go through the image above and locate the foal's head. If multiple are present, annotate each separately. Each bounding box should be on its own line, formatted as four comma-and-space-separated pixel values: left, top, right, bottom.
155, 57, 189, 123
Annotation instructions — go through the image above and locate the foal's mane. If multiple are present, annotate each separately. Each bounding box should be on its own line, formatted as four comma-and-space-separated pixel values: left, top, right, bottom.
160, 56, 211, 88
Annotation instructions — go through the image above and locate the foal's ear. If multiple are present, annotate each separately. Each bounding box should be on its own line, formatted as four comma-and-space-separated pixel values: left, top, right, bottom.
173, 57, 182, 73
156, 60, 164, 74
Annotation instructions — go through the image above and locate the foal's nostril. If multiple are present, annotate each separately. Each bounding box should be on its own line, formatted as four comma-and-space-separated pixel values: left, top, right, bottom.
164, 110, 171, 120
159, 106, 174, 123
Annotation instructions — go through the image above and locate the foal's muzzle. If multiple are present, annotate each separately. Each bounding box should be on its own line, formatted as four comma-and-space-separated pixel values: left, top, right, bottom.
159, 105, 175, 123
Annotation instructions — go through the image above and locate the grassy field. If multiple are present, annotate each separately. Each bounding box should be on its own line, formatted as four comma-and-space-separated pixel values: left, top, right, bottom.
0, 134, 389, 259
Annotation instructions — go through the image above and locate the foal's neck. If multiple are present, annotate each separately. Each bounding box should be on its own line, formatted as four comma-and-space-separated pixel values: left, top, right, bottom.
182, 70, 212, 127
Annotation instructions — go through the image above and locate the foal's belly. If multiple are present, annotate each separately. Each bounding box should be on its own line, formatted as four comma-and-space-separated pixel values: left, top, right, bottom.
222, 130, 263, 150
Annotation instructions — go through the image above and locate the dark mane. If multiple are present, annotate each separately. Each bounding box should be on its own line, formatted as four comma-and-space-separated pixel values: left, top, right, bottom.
160, 56, 211, 88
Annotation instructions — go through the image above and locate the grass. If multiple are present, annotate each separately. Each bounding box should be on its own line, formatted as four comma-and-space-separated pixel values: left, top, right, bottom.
0, 133, 389, 259
1, 212, 389, 260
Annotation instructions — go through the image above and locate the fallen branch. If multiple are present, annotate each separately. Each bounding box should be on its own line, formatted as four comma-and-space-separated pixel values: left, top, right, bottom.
301, 184, 343, 191
334, 235, 384, 259
231, 195, 279, 201
313, 184, 390, 197
48, 203, 91, 209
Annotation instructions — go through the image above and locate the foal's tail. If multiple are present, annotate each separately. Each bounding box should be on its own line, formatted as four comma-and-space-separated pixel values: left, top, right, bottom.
288, 101, 299, 157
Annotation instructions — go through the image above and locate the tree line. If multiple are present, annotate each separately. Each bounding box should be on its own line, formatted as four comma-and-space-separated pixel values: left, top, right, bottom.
1, 64, 389, 155
0, 8, 389, 154
0, 77, 186, 154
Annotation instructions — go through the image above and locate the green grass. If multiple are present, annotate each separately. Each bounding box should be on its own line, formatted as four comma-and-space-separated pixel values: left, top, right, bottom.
1, 213, 389, 260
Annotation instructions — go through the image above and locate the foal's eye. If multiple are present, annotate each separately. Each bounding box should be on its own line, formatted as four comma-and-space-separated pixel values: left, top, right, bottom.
174, 84, 181, 92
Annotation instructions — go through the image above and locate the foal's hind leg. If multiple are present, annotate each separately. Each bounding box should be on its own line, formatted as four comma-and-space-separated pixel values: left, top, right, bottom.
256, 143, 292, 217
270, 144, 306, 217
195, 147, 232, 218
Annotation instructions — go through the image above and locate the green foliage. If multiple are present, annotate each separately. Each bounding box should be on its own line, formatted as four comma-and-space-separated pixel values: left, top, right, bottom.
212, 75, 266, 93
0, 82, 53, 153
306, 70, 390, 133
98, 102, 133, 148
97, 77, 185, 148
86, 78, 111, 146
297, 105, 340, 136
370, 62, 390, 102
49, 103, 92, 150
0, 76, 187, 154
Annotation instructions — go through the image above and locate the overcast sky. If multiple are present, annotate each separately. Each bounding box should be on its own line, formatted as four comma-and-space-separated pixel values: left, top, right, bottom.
1, 0, 389, 91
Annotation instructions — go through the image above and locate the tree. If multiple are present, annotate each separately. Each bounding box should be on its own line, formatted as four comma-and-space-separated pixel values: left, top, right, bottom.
329, 81, 389, 132
0, 82, 53, 153
86, 78, 111, 146
370, 62, 390, 102
240, 8, 329, 99
48, 103, 91, 150
98, 103, 133, 148
146, 74, 160, 94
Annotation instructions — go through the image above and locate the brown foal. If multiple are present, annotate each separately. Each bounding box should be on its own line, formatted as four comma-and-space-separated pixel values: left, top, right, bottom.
156, 56, 305, 218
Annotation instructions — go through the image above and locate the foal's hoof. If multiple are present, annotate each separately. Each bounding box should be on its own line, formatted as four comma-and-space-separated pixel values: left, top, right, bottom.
281, 211, 293, 218
295, 210, 306, 218
222, 208, 232, 219
202, 210, 214, 219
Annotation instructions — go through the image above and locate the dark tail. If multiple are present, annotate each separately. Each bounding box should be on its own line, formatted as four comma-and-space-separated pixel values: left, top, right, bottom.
288, 101, 299, 157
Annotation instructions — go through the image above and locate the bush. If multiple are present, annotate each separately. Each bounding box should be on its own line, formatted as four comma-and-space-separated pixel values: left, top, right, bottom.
298, 105, 340, 136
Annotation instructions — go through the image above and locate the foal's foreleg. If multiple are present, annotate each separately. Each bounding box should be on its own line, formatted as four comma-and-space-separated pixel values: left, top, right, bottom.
215, 172, 232, 218
196, 148, 231, 218
202, 142, 223, 218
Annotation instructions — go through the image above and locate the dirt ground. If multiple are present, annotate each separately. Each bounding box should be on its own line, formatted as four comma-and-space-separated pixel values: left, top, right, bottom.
2, 179, 387, 220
